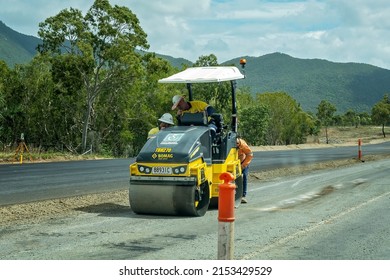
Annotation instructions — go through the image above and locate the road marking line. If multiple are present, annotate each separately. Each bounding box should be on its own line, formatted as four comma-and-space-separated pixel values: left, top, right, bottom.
250, 174, 321, 192
240, 190, 390, 260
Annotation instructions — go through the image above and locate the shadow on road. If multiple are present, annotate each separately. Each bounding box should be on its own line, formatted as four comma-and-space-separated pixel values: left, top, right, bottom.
75, 203, 131, 217
75, 203, 201, 220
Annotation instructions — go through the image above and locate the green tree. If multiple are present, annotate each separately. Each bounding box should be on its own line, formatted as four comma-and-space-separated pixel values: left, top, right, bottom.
357, 112, 371, 125
316, 100, 337, 144
0, 61, 7, 149
37, 0, 149, 153
1, 56, 81, 152
343, 109, 357, 127
238, 105, 269, 145
193, 54, 218, 67
94, 53, 175, 156
371, 94, 390, 137
191, 54, 231, 116
237, 88, 254, 109
139, 53, 177, 126
0, 61, 7, 122
257, 92, 312, 145
0, 63, 28, 146
284, 110, 316, 144
17, 56, 59, 150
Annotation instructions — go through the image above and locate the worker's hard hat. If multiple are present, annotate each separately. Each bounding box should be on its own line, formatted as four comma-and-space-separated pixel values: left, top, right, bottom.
158, 113, 174, 125
171, 95, 184, 110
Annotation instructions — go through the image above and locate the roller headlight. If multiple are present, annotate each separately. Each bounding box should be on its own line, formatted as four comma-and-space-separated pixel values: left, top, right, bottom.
137, 165, 152, 174
173, 165, 187, 174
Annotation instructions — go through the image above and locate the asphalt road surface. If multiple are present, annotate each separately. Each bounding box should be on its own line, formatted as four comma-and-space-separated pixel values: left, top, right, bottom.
1, 141, 390, 206
0, 158, 389, 260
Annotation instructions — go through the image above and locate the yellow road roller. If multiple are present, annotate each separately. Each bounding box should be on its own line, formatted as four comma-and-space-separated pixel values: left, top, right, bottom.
129, 66, 245, 216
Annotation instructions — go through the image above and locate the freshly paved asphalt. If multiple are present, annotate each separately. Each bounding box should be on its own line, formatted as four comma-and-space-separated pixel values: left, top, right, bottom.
1, 158, 389, 261
1, 141, 389, 206
250, 141, 390, 171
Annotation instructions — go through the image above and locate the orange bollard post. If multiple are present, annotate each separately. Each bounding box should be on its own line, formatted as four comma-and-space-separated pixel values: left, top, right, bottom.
218, 172, 236, 222
358, 138, 362, 161
217, 172, 236, 259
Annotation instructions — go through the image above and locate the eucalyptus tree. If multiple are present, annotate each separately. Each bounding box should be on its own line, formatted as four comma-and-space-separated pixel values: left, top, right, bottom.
343, 109, 359, 127
17, 56, 59, 150
0, 61, 7, 148
236, 88, 254, 109
238, 105, 269, 145
285, 110, 316, 144
192, 54, 232, 116
371, 94, 390, 138
257, 92, 313, 145
37, 0, 149, 153
0, 61, 6, 121
0, 62, 27, 146
194, 54, 219, 67
236, 88, 270, 145
96, 52, 175, 156
316, 100, 337, 144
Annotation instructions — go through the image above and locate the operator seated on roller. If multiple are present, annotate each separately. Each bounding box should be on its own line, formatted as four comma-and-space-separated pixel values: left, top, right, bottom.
171, 95, 217, 138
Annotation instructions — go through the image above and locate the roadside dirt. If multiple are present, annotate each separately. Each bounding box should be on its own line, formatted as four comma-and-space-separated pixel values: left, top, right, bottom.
1, 127, 389, 227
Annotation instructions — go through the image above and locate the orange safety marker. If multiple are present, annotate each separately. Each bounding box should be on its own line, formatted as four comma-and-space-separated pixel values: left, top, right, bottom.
358, 138, 362, 161
217, 172, 236, 259
218, 172, 236, 222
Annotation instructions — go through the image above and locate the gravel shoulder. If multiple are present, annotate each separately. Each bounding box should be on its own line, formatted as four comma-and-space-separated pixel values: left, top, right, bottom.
1, 137, 390, 227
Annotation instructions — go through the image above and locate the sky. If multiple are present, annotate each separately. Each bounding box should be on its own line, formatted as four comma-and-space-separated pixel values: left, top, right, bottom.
1, 0, 389, 69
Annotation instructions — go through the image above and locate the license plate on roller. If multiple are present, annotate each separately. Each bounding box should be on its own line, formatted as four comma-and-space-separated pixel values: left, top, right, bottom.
152, 166, 172, 175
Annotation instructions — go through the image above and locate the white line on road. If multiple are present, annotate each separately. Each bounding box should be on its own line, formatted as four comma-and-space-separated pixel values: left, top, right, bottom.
240, 191, 390, 260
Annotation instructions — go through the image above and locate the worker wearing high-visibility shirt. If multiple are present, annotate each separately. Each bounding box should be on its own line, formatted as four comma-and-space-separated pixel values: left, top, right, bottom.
147, 113, 174, 139
171, 95, 212, 114
171, 95, 217, 137
237, 137, 253, 203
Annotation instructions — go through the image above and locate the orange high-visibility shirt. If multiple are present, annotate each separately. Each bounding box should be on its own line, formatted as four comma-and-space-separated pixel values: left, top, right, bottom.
237, 138, 253, 169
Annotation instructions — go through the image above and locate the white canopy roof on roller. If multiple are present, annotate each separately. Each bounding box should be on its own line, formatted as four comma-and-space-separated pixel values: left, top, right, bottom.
158, 66, 245, 84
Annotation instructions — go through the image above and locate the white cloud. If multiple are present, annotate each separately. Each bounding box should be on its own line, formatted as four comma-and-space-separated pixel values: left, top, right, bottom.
214, 2, 306, 20
303, 31, 327, 40
0, 0, 94, 36
0, 0, 389, 69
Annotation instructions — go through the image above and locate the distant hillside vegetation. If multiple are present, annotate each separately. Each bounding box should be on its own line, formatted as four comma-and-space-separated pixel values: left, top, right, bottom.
225, 53, 390, 113
155, 53, 192, 69
1, 20, 389, 113
0, 21, 192, 69
0, 21, 41, 66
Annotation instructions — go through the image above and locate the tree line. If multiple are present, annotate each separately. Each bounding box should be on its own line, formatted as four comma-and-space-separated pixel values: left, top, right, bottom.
1, 0, 389, 157
237, 94, 389, 146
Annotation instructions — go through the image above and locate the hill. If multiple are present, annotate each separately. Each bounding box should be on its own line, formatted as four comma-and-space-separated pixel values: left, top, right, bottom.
1, 21, 390, 113
0, 21, 41, 66
155, 53, 192, 69
225, 53, 390, 113
0, 21, 192, 69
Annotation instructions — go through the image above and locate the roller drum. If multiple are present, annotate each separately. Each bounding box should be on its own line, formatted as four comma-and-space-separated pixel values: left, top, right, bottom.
129, 177, 210, 216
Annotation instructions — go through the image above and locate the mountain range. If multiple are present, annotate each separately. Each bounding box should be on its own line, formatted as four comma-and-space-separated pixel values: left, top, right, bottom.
1, 20, 390, 113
